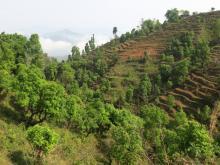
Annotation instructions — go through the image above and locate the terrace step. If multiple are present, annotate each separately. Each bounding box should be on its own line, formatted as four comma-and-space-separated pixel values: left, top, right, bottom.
168, 92, 200, 107
174, 88, 202, 101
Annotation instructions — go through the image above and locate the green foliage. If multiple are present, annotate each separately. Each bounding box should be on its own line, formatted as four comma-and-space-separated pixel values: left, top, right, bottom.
0, 42, 16, 71
109, 108, 144, 164
125, 87, 134, 103
27, 34, 43, 55
31, 53, 45, 69
165, 8, 180, 23
173, 109, 188, 126
84, 35, 96, 54
213, 19, 220, 39
198, 105, 212, 123
140, 105, 169, 162
0, 33, 28, 66
136, 74, 152, 102
119, 19, 161, 43
39, 81, 66, 121
180, 10, 190, 18
141, 19, 161, 35
84, 43, 90, 54
167, 80, 173, 89
168, 32, 194, 60
65, 95, 84, 128
165, 111, 214, 159
100, 78, 110, 92
44, 59, 58, 81
141, 104, 169, 131
167, 95, 175, 110
192, 39, 210, 68
160, 54, 174, 64
176, 121, 214, 158
66, 100, 114, 135
93, 54, 108, 76
89, 34, 95, 50
159, 58, 190, 88
57, 63, 75, 88
71, 46, 81, 57
27, 125, 59, 156
110, 108, 143, 130
113, 27, 118, 37
165, 31, 210, 74
13, 65, 45, 111
171, 59, 190, 85
110, 126, 143, 164
0, 10, 219, 164
159, 64, 172, 82
0, 69, 13, 93
165, 9, 189, 23
13, 65, 66, 125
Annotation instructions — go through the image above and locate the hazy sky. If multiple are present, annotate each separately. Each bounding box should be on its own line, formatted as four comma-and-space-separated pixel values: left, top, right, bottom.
0, 0, 219, 56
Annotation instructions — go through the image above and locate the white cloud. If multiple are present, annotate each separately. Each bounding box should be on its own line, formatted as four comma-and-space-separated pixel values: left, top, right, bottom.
40, 37, 72, 57
40, 34, 110, 57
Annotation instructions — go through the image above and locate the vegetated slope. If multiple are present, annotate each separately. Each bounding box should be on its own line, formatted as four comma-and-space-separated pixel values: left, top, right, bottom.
105, 11, 220, 60
103, 10, 220, 104
1, 10, 220, 164
157, 45, 220, 115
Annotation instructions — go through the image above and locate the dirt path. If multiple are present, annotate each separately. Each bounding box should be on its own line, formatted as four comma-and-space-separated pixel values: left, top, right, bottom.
209, 101, 220, 135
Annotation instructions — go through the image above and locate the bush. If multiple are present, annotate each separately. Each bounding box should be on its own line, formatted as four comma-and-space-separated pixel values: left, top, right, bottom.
27, 125, 59, 158
167, 95, 175, 110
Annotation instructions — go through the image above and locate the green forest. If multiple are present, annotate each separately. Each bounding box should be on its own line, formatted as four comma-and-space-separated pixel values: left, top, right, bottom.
1, 8, 220, 164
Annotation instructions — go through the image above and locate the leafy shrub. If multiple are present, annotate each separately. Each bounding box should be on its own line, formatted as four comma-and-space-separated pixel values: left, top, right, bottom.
27, 125, 59, 157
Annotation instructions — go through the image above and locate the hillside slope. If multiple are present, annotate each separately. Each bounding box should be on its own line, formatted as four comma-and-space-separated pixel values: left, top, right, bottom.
103, 11, 220, 109
105, 11, 220, 60
1, 10, 220, 165
157, 45, 220, 115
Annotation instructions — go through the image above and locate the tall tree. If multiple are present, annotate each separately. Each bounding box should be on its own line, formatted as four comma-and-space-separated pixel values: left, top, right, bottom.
137, 74, 152, 102
165, 8, 180, 23
57, 63, 75, 88
113, 27, 118, 38
84, 43, 90, 54
71, 46, 80, 58
44, 59, 58, 81
27, 34, 43, 55
89, 34, 95, 50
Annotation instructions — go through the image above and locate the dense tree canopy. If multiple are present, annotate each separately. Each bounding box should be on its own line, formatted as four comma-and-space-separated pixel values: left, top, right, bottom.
0, 8, 219, 164
12, 65, 66, 125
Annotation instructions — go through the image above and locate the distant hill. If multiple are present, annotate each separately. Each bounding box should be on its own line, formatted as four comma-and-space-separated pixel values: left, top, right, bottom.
43, 29, 83, 43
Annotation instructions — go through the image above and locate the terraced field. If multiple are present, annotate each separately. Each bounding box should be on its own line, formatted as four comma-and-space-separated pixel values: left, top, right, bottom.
157, 45, 220, 119
103, 11, 220, 104
104, 11, 220, 61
